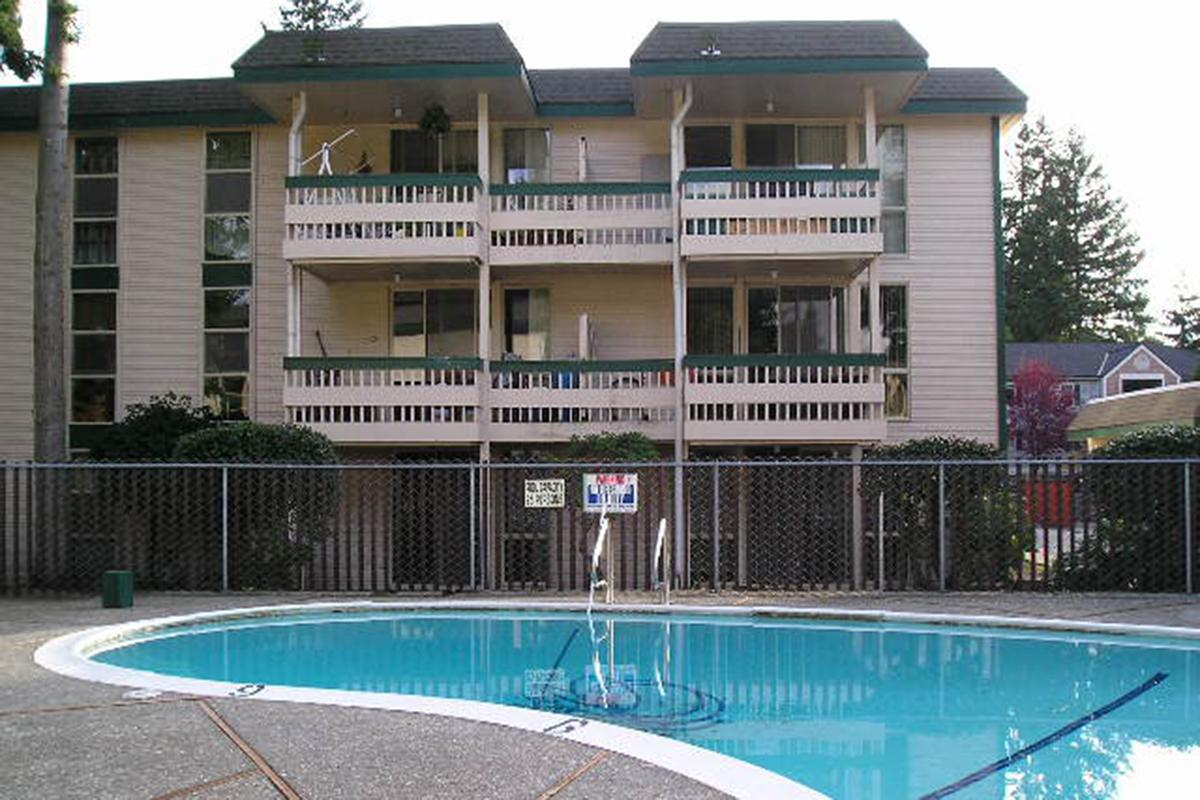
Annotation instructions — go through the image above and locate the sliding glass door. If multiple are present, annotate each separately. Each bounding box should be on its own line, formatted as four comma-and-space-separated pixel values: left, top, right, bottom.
687, 287, 734, 354
747, 286, 844, 355
392, 288, 477, 358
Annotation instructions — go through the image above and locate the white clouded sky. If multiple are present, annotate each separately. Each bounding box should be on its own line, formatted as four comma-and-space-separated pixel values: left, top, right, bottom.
5, 0, 1196, 326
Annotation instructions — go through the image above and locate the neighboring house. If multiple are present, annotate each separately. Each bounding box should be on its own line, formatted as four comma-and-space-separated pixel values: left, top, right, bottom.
1068, 382, 1200, 451
1006, 342, 1200, 405
0, 21, 1025, 460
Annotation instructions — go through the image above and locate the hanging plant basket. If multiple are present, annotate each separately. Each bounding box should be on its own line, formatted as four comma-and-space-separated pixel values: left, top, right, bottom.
419, 104, 452, 138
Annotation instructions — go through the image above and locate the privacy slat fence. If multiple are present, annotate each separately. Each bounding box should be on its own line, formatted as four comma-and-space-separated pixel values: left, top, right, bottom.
2, 459, 1197, 596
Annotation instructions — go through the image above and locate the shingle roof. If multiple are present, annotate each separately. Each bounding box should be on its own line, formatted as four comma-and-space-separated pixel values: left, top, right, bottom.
1006, 342, 1200, 381
631, 20, 927, 62
528, 69, 632, 106
909, 68, 1025, 103
233, 24, 523, 70
0, 78, 271, 129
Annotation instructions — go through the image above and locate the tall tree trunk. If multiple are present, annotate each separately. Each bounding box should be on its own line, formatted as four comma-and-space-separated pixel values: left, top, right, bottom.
33, 2, 70, 461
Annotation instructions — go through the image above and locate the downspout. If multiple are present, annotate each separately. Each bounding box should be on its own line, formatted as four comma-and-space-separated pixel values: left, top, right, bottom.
669, 82, 693, 588
288, 91, 307, 177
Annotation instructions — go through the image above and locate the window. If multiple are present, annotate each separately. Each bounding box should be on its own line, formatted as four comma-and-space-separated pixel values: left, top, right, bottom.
881, 285, 909, 418
687, 287, 734, 354
391, 289, 478, 358
684, 127, 731, 168
203, 132, 252, 420
1121, 376, 1164, 394
503, 129, 549, 183
504, 288, 550, 360
390, 129, 478, 174
70, 138, 118, 444
878, 126, 907, 254
745, 125, 795, 168
796, 125, 847, 168
748, 286, 844, 355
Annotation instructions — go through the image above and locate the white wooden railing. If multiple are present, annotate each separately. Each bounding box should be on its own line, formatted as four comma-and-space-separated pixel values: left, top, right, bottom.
685, 354, 887, 442
283, 174, 482, 261
680, 169, 883, 258
489, 183, 672, 265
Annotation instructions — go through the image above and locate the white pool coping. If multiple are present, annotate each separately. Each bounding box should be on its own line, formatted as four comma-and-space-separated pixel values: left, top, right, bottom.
33, 600, 1200, 800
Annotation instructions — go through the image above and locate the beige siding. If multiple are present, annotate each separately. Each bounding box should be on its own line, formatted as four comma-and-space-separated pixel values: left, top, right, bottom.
299, 278, 390, 357
1103, 348, 1179, 396
0, 135, 37, 459
880, 116, 1000, 446
547, 119, 669, 183
254, 127, 289, 422
301, 125, 392, 174
119, 129, 203, 408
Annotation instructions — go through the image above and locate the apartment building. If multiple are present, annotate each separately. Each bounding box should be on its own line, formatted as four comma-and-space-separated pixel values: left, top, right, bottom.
0, 21, 1026, 461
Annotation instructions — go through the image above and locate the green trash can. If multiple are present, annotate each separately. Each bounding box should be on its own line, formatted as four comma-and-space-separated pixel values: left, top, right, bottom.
102, 570, 134, 608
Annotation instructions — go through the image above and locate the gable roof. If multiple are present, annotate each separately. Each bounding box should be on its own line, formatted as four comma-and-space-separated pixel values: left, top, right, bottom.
1006, 342, 1200, 382
0, 78, 272, 131
233, 24, 523, 77
903, 67, 1026, 114
631, 20, 927, 63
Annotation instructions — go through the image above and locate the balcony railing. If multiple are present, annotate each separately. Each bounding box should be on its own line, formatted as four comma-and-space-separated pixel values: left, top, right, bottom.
283, 174, 482, 262
679, 169, 883, 259
283, 357, 483, 444
489, 183, 672, 265
490, 359, 676, 442
684, 353, 887, 442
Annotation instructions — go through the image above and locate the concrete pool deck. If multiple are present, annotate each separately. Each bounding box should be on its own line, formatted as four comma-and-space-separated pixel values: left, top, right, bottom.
5, 590, 1200, 799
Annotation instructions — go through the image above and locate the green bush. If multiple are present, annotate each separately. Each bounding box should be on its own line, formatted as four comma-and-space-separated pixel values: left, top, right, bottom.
863, 437, 1033, 589
1055, 424, 1197, 591
174, 423, 340, 589
564, 432, 663, 463
88, 393, 216, 461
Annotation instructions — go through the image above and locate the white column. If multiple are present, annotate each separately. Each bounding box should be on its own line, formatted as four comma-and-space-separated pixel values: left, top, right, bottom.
847, 276, 862, 354
477, 92, 491, 462
287, 264, 303, 357
669, 85, 692, 587
868, 257, 882, 354
863, 86, 878, 169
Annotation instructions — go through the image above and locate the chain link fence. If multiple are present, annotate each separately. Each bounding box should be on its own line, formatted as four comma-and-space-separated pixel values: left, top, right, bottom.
2, 458, 1197, 596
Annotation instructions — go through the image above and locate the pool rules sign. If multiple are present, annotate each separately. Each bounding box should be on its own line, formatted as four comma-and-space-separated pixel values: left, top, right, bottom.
524, 479, 565, 508
583, 473, 638, 514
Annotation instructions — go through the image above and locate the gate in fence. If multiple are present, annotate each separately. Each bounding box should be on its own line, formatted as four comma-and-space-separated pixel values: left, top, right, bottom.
2, 459, 1197, 596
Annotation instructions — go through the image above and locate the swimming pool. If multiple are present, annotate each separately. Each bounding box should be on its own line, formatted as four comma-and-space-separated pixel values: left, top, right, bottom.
37, 604, 1200, 799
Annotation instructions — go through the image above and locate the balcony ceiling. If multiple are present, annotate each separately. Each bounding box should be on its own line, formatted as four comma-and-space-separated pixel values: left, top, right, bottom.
302, 261, 479, 283
688, 258, 871, 279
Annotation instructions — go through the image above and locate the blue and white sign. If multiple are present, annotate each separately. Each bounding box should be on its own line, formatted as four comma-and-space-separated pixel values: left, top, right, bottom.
583, 473, 638, 514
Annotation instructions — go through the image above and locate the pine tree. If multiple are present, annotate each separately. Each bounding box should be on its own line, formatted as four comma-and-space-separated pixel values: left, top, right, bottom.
278, 0, 365, 32
1164, 290, 1200, 351
1004, 118, 1150, 342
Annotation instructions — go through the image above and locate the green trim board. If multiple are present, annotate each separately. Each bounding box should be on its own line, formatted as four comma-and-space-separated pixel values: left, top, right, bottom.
992, 116, 1009, 449
681, 168, 879, 183
71, 267, 119, 290
286, 173, 481, 189
490, 182, 671, 196
0, 110, 274, 133
631, 56, 927, 77
902, 99, 1027, 116
203, 264, 253, 288
490, 359, 674, 373
684, 353, 886, 368
536, 103, 635, 118
234, 62, 523, 84
284, 356, 483, 370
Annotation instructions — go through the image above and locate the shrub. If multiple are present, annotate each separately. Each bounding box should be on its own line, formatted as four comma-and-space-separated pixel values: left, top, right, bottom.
174, 423, 340, 589
564, 432, 663, 463
1093, 424, 1200, 458
88, 393, 216, 461
863, 437, 1033, 589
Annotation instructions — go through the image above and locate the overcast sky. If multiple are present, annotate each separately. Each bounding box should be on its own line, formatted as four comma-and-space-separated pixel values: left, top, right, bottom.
4, 0, 1195, 329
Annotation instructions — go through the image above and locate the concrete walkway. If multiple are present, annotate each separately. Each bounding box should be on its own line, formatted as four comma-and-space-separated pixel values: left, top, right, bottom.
4, 590, 1200, 799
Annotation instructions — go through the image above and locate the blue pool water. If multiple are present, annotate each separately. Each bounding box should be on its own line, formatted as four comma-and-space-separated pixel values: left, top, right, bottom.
94, 610, 1200, 798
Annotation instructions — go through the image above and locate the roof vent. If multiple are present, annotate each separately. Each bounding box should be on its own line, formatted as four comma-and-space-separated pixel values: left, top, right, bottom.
699, 36, 721, 57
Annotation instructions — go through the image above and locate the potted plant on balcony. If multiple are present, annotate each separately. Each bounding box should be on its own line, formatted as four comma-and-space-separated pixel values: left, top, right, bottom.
419, 104, 452, 173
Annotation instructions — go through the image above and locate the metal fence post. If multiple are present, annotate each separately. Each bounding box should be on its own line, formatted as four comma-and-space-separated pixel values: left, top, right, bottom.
221, 466, 229, 593
938, 463, 947, 592
877, 492, 885, 592
1186, 462, 1194, 595
469, 465, 477, 591
712, 463, 721, 592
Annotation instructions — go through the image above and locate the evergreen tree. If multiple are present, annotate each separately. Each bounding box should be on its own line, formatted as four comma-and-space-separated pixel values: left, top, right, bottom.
1164, 289, 1200, 351
1, 0, 40, 79
1004, 118, 1150, 342
278, 0, 364, 31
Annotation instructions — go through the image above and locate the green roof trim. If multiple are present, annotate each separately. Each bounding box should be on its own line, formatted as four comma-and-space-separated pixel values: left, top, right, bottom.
681, 168, 879, 183
684, 353, 886, 368
0, 110, 275, 133
490, 182, 671, 196
71, 267, 119, 290
284, 356, 483, 371
491, 359, 674, 373
285, 173, 481, 189
536, 102, 635, 118
234, 62, 523, 84
903, 99, 1027, 116
631, 56, 927, 78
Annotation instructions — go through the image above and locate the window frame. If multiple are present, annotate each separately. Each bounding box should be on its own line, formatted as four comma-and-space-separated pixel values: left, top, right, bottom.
877, 124, 908, 256
880, 283, 911, 420
503, 286, 552, 360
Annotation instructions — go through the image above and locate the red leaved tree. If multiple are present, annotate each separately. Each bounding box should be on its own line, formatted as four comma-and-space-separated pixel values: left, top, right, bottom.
1009, 359, 1077, 456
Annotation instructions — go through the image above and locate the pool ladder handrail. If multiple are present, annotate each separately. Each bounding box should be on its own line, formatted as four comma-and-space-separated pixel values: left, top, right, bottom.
652, 518, 670, 605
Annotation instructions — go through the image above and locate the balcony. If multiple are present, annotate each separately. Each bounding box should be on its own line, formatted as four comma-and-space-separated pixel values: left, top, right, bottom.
489, 183, 672, 265
684, 354, 887, 443
283, 174, 482, 263
679, 169, 883, 260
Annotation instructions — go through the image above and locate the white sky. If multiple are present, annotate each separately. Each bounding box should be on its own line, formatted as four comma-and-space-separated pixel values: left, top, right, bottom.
4, 0, 1196, 328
